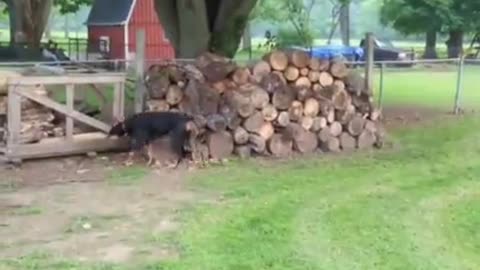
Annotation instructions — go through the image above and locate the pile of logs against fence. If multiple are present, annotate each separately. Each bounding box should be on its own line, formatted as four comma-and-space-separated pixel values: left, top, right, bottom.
0, 71, 63, 144
144, 50, 385, 162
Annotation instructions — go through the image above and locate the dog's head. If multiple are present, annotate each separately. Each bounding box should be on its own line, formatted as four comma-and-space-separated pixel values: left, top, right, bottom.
107, 117, 126, 137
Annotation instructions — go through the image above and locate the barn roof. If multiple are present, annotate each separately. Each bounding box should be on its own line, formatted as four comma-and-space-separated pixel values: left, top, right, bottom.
86, 0, 135, 26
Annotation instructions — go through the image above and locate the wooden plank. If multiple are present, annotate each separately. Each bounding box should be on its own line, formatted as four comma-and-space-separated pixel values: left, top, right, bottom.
7, 87, 21, 146
14, 89, 111, 133
135, 29, 146, 113
364, 32, 374, 93
6, 132, 129, 160
113, 82, 125, 121
65, 84, 74, 139
7, 73, 126, 86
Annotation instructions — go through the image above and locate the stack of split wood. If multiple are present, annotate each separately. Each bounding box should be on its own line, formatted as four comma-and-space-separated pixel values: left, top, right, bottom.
144, 50, 385, 161
0, 70, 62, 144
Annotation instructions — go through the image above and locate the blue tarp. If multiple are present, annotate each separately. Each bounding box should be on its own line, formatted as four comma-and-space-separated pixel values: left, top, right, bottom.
291, 45, 364, 61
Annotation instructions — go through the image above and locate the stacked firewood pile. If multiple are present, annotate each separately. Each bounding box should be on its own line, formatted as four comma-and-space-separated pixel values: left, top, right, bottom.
145, 50, 385, 161
0, 71, 62, 144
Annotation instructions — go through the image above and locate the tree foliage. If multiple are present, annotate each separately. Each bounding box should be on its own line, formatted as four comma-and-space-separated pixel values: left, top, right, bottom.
54, 0, 92, 14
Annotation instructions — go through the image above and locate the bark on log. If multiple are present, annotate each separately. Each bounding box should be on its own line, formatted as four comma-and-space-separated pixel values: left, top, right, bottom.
258, 122, 275, 140
262, 104, 278, 122
322, 137, 340, 152
311, 117, 327, 132
318, 72, 334, 87
332, 89, 351, 111
206, 114, 227, 132
308, 70, 320, 83
275, 111, 290, 127
272, 71, 287, 84
263, 50, 289, 71
207, 131, 234, 159
260, 72, 286, 94
300, 68, 310, 76
370, 108, 382, 121
284, 66, 300, 82
233, 126, 249, 145
308, 58, 322, 71
300, 116, 314, 131
272, 86, 295, 110
166, 85, 184, 105
330, 61, 349, 78
288, 100, 304, 122
297, 87, 313, 102
251, 87, 270, 109
243, 111, 265, 134
249, 134, 266, 153
357, 130, 376, 149
335, 104, 356, 125
252, 60, 271, 81
268, 133, 293, 157
303, 98, 320, 117
234, 145, 252, 159
201, 60, 237, 83
333, 80, 346, 90
347, 115, 366, 136
295, 77, 312, 89
329, 121, 343, 137
288, 50, 310, 68
344, 71, 366, 96
232, 67, 251, 85
147, 75, 170, 99
287, 123, 318, 153
340, 132, 356, 151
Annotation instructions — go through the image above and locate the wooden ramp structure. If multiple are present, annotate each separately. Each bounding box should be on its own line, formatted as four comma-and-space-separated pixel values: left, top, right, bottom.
2, 73, 129, 162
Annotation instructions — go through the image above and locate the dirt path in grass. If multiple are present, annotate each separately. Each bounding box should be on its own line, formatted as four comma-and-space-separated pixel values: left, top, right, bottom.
0, 154, 202, 263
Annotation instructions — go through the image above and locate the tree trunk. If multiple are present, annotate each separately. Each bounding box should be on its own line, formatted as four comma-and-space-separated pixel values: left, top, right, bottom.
423, 29, 437, 59
241, 21, 251, 50
154, 0, 257, 58
10, 0, 53, 48
446, 30, 464, 58
339, 4, 350, 46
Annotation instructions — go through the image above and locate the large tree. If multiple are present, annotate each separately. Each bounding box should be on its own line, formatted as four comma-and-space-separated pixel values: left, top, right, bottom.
153, 0, 258, 58
4, 0, 91, 47
380, 0, 450, 59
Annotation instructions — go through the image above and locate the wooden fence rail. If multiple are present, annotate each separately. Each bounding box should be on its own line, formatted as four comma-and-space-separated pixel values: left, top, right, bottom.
4, 73, 129, 162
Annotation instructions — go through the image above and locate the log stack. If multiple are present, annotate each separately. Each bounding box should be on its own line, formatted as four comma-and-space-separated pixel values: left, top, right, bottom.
0, 83, 61, 144
144, 50, 385, 162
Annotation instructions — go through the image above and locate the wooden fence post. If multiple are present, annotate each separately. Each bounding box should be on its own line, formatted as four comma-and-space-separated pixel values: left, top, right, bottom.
365, 32, 374, 94
135, 29, 146, 113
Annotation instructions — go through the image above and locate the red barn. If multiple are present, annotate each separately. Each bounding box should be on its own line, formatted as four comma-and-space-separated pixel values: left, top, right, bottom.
86, 0, 175, 61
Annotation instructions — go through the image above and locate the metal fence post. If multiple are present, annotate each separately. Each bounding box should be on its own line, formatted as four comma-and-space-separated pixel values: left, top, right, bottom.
365, 32, 374, 93
135, 29, 146, 113
453, 56, 464, 114
378, 63, 385, 108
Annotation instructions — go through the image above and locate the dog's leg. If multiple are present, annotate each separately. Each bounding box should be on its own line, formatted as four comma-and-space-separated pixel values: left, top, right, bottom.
124, 151, 135, 167
146, 144, 155, 167
167, 124, 189, 169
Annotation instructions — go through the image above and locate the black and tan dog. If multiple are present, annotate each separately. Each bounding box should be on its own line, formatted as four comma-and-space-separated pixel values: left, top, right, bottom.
108, 111, 198, 168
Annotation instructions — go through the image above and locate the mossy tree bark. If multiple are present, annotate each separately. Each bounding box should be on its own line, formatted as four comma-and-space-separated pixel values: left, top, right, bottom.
154, 0, 257, 58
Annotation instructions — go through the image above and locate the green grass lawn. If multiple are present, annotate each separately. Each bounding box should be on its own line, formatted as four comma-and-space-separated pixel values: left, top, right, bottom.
372, 65, 480, 110
2, 115, 480, 269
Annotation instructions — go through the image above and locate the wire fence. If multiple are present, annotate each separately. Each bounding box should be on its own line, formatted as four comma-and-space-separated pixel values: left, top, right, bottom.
0, 55, 477, 114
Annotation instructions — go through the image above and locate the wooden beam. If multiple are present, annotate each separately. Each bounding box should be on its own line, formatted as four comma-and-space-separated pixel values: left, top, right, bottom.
5, 132, 129, 160
7, 73, 126, 86
13, 89, 111, 133
7, 87, 21, 146
135, 29, 146, 113
113, 82, 125, 121
65, 83, 74, 139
